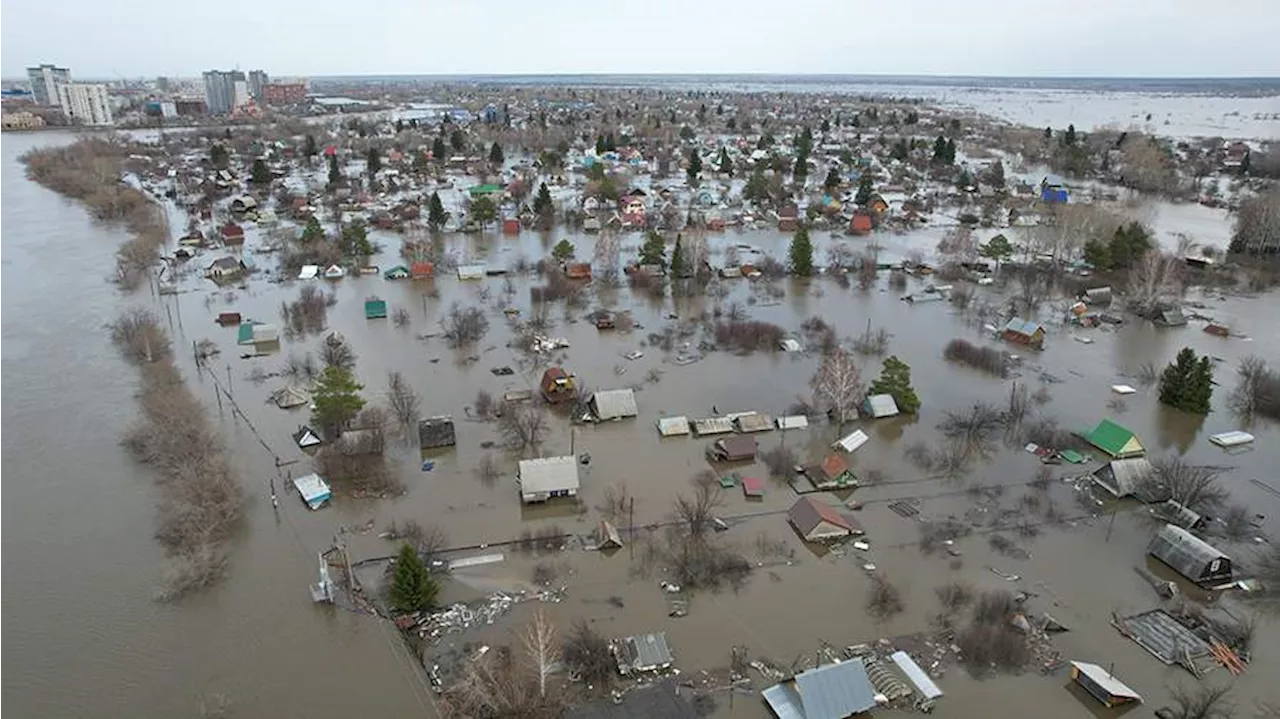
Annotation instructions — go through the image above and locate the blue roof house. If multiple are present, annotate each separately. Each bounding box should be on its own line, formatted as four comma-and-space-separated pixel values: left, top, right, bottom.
762, 659, 877, 719
1041, 175, 1069, 203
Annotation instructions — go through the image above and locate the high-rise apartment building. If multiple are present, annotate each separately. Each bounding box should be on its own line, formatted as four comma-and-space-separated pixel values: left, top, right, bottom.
248, 70, 268, 104
55, 84, 113, 126
202, 70, 245, 116
26, 64, 71, 106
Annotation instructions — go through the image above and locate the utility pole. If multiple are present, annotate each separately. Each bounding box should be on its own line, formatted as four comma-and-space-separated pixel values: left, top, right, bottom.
1105, 506, 1118, 543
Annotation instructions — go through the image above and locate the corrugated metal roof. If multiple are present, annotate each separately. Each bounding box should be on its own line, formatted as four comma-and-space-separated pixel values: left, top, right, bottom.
591, 389, 638, 420
622, 633, 673, 672
1003, 317, 1044, 336
692, 417, 734, 435
890, 651, 943, 700
790, 659, 877, 719
656, 416, 690, 436
734, 412, 774, 433
865, 394, 899, 418
777, 415, 809, 430
518, 456, 580, 495
1148, 524, 1230, 583
834, 430, 869, 453
1116, 609, 1212, 665
1091, 457, 1155, 499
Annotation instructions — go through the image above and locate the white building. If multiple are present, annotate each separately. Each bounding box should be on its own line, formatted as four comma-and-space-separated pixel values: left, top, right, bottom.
26, 64, 70, 106
233, 80, 251, 111
56, 83, 113, 126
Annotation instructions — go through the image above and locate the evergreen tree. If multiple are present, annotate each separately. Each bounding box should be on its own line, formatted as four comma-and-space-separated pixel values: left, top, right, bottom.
366, 147, 381, 176
427, 192, 449, 231
1063, 124, 1078, 147
552, 239, 575, 263
686, 148, 702, 184
905, 110, 919, 124
301, 216, 325, 243
984, 159, 1007, 189
823, 167, 840, 192
717, 147, 734, 176
868, 356, 920, 414
679, 125, 695, 141
395, 119, 404, 133
327, 153, 340, 185
793, 151, 809, 181
743, 167, 770, 204
469, 196, 498, 229
978, 234, 1013, 269
533, 182, 554, 219
639, 231, 666, 269
341, 222, 374, 257
595, 135, 606, 154
449, 129, 466, 152
1083, 238, 1112, 269
854, 173, 874, 206
604, 133, 616, 152
820, 118, 830, 133
798, 126, 814, 156
210, 144, 229, 169
932, 135, 948, 163
250, 158, 271, 186
312, 366, 365, 435
388, 544, 439, 614
1043, 127, 1052, 141
670, 235, 687, 278
304, 134, 318, 157
1159, 347, 1214, 414
789, 226, 814, 277
890, 138, 909, 161
431, 136, 447, 161
944, 138, 957, 164
726, 117, 736, 131
488, 141, 504, 165
1108, 222, 1152, 268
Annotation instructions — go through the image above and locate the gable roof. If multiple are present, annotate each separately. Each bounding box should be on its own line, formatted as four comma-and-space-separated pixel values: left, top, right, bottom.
1084, 419, 1144, 458
788, 497, 861, 537
518, 456, 580, 494
1070, 662, 1142, 704
591, 388, 638, 420
819, 454, 849, 481
1003, 317, 1044, 336
1148, 524, 1230, 582
1091, 457, 1156, 499
762, 659, 877, 719
864, 393, 899, 418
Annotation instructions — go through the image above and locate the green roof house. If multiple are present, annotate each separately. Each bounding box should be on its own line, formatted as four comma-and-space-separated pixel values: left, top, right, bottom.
364, 299, 388, 320
1083, 419, 1144, 458
383, 265, 410, 280
468, 183, 504, 197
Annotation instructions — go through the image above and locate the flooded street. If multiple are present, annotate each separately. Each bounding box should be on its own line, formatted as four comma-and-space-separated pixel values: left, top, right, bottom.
5, 130, 1280, 718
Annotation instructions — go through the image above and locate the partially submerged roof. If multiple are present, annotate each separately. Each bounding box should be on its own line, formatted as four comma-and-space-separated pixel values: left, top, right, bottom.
1084, 419, 1144, 458
1148, 523, 1231, 583
777, 415, 809, 430
292, 473, 331, 510
1115, 609, 1213, 667
692, 417, 734, 435
656, 416, 690, 437
1003, 317, 1045, 336
788, 497, 862, 539
1209, 430, 1254, 447
293, 425, 322, 448
733, 411, 774, 433
518, 456, 580, 494
418, 416, 457, 449
1091, 457, 1157, 500
833, 429, 869, 453
591, 389, 638, 420
565, 681, 697, 719
617, 632, 673, 674
1070, 661, 1142, 704
762, 659, 877, 719
890, 650, 943, 700
864, 394, 899, 418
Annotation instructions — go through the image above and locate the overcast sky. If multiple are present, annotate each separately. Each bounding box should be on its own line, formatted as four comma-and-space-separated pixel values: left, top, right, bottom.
3, 0, 1278, 78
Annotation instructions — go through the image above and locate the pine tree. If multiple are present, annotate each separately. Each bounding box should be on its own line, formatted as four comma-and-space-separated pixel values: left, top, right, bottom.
1043, 127, 1052, 141
301, 216, 325, 243
552, 239, 575, 263
793, 151, 809, 181
469, 196, 498, 229
533, 182, 554, 219
686, 148, 702, 184
932, 135, 948, 163
431, 136, 447, 161
717, 147, 733, 176
944, 138, 957, 164
890, 138, 909, 161
639, 231, 666, 269
388, 544, 439, 614
744, 167, 770, 204
210, 144, 229, 169
789, 226, 814, 276
855, 173, 874, 206
488, 142, 504, 165
250, 158, 271, 185
798, 126, 813, 156
604, 133, 616, 152
820, 118, 830, 133
395, 119, 405, 133
366, 147, 381, 176
304, 134, 317, 157
1064, 124, 1078, 147
670, 235, 687, 278
868, 356, 920, 414
427, 192, 448, 231
1159, 347, 1215, 414
449, 129, 466, 151
823, 167, 840, 192
312, 366, 365, 435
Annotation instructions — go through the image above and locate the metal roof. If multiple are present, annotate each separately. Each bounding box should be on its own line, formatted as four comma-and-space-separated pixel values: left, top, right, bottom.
1003, 317, 1044, 336
890, 651, 943, 700
692, 417, 734, 435
517, 456, 580, 495
417, 416, 456, 449
864, 394, 899, 418
1148, 524, 1230, 583
591, 389, 638, 420
1091, 457, 1155, 499
1069, 662, 1141, 703
788, 497, 860, 539
620, 632, 673, 672
734, 412, 774, 433
1115, 609, 1212, 665
656, 416, 690, 436
763, 659, 877, 719
833, 429, 869, 453
777, 415, 809, 430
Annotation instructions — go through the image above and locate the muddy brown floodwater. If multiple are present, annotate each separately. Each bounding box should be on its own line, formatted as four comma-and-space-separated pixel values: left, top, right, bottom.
5, 130, 1280, 718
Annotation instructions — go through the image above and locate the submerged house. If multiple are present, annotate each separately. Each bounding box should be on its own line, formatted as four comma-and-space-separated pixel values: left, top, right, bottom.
517, 456, 579, 503
364, 298, 387, 319
709, 436, 758, 462
293, 425, 323, 448
615, 632, 673, 675
206, 256, 246, 280
862, 394, 900, 419
293, 473, 332, 510
762, 659, 877, 719
1148, 524, 1232, 585
1069, 662, 1142, 708
1091, 457, 1163, 502
805, 455, 856, 489
590, 389, 638, 421
540, 367, 578, 404
237, 321, 279, 345
417, 416, 457, 449
1001, 317, 1046, 348
788, 497, 863, 541
1083, 419, 1145, 458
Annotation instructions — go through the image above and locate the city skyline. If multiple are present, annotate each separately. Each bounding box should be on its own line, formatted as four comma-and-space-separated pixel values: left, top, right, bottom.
2, 0, 1278, 78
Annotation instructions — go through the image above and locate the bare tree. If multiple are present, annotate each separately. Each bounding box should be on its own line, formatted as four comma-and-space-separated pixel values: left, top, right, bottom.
321, 333, 357, 371
592, 231, 621, 285
1145, 456, 1228, 514
810, 348, 864, 426
440, 303, 490, 347
497, 401, 550, 450
385, 371, 420, 428
1127, 250, 1184, 318
110, 308, 172, 364
562, 620, 615, 688
866, 573, 905, 620
1228, 356, 1280, 421
674, 480, 723, 542
475, 452, 500, 487
935, 581, 975, 613
1232, 188, 1280, 255
521, 608, 559, 698
1165, 682, 1235, 719
1121, 136, 1178, 194
1014, 266, 1050, 316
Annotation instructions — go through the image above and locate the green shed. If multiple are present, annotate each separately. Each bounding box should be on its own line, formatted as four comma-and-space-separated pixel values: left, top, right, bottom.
1083, 419, 1144, 458
383, 265, 410, 280
364, 299, 388, 320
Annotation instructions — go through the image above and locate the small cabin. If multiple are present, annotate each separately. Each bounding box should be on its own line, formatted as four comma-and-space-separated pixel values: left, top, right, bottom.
1147, 524, 1232, 586
540, 367, 577, 404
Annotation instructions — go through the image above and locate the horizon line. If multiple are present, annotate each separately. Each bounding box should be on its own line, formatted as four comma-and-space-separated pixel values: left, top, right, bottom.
4, 71, 1279, 82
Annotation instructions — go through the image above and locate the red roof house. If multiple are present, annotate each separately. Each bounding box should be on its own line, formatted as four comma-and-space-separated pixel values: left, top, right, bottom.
220, 223, 245, 245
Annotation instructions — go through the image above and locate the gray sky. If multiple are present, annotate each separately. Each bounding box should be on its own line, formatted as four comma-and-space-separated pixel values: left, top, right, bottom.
3, 0, 1279, 78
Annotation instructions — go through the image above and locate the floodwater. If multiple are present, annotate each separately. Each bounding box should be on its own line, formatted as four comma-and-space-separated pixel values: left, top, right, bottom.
5, 132, 1280, 718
